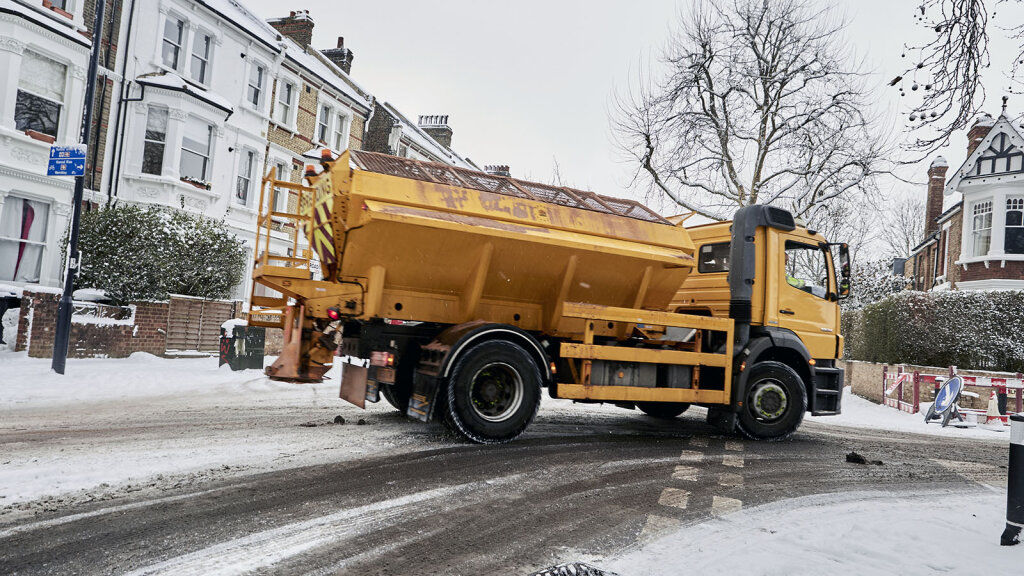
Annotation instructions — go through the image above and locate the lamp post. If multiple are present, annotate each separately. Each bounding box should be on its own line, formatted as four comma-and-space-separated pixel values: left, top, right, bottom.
51, 0, 106, 374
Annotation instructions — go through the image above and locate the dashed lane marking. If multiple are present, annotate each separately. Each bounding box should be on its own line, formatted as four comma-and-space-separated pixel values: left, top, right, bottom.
711, 496, 743, 516
671, 466, 698, 481
658, 488, 690, 509
689, 437, 709, 448
722, 454, 744, 468
679, 450, 704, 463
724, 441, 744, 452
718, 473, 743, 488
639, 514, 682, 544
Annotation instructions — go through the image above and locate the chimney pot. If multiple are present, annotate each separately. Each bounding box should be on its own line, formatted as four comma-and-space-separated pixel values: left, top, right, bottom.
337, 36, 344, 48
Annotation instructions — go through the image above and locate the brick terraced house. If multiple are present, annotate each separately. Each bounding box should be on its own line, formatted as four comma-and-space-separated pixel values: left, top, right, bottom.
908, 110, 1024, 291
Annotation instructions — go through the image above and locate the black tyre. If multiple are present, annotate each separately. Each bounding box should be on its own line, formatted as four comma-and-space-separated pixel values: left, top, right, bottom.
446, 340, 542, 444
736, 361, 807, 441
636, 402, 690, 419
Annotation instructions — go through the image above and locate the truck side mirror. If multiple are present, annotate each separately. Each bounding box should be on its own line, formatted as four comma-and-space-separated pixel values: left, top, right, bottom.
838, 243, 850, 298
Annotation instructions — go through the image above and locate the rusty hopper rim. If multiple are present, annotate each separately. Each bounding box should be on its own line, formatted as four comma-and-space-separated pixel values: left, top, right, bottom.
348, 150, 670, 225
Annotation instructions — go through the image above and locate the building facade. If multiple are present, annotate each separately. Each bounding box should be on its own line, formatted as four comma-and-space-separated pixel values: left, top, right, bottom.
0, 0, 92, 286
908, 112, 1024, 291
1, 1, 477, 302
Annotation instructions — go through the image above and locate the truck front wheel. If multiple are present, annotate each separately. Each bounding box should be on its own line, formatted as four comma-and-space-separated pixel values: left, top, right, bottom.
736, 361, 807, 441
446, 340, 541, 444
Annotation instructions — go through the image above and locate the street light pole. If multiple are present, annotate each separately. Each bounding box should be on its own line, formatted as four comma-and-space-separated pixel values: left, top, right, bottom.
52, 0, 107, 374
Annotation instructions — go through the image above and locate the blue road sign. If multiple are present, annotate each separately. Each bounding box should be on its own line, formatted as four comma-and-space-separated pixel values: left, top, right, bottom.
47, 145, 87, 177
934, 376, 964, 414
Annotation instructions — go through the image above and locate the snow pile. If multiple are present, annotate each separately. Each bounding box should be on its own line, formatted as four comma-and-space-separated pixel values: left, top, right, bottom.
0, 284, 21, 298
807, 387, 1010, 443
221, 318, 247, 332
72, 288, 108, 302
604, 490, 1018, 575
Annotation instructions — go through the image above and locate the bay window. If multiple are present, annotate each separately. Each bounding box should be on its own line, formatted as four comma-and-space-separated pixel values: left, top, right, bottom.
180, 118, 212, 182
14, 50, 66, 139
971, 200, 993, 257
1007, 197, 1024, 255
142, 107, 168, 175
0, 197, 49, 283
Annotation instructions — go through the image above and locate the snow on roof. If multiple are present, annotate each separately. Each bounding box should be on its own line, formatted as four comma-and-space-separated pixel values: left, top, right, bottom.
0, 0, 89, 46
136, 73, 234, 113
383, 102, 475, 169
198, 0, 284, 49
973, 113, 996, 128
930, 156, 948, 168
280, 38, 372, 112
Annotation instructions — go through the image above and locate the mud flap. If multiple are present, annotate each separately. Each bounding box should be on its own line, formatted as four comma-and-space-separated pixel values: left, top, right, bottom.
707, 406, 737, 434
407, 371, 441, 423
340, 362, 368, 409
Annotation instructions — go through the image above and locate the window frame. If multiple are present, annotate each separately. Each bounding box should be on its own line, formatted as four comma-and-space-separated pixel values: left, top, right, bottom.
317, 103, 331, 144
275, 78, 297, 128
783, 240, 832, 300
180, 116, 214, 182
247, 62, 265, 109
970, 199, 993, 257
0, 195, 51, 283
1006, 197, 1024, 255
161, 15, 185, 70
333, 110, 350, 151
697, 242, 730, 273
141, 106, 168, 176
14, 49, 67, 139
235, 148, 256, 207
189, 29, 213, 85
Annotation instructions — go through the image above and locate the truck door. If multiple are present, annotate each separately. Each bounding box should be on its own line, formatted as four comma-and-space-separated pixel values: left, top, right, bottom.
775, 239, 838, 359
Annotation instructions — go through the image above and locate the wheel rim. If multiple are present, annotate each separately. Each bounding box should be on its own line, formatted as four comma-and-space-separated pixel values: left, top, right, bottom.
469, 362, 524, 422
748, 380, 788, 421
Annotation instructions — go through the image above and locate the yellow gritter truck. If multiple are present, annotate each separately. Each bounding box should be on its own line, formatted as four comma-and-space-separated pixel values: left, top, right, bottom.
248, 149, 849, 443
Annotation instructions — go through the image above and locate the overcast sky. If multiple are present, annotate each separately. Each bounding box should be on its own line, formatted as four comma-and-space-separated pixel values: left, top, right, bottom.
243, 0, 1023, 209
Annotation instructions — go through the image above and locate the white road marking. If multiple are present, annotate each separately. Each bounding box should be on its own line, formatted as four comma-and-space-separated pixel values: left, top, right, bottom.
718, 473, 743, 488
658, 487, 690, 509
639, 514, 681, 543
711, 495, 743, 515
688, 437, 709, 448
722, 455, 744, 468
672, 466, 698, 481
122, 476, 522, 576
679, 450, 704, 463
724, 441, 744, 452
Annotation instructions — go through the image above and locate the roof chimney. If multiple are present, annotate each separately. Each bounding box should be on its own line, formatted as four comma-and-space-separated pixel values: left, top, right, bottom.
967, 113, 995, 157
417, 115, 453, 148
321, 36, 355, 74
924, 156, 948, 238
267, 10, 315, 48
485, 165, 511, 177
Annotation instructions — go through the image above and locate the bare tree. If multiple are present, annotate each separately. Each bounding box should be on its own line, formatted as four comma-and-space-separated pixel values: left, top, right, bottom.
877, 194, 926, 259
614, 0, 890, 221
894, 0, 1024, 155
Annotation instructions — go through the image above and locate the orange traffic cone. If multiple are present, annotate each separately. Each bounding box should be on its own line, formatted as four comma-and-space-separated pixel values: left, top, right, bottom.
987, 391, 1006, 425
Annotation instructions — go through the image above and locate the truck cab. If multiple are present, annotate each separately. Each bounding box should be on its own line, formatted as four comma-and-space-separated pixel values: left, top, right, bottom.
672, 213, 847, 425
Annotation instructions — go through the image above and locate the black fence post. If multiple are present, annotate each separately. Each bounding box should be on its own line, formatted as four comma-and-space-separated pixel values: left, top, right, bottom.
1002, 413, 1024, 546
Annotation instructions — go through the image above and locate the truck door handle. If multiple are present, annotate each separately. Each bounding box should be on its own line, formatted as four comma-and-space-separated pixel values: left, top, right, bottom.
779, 309, 795, 315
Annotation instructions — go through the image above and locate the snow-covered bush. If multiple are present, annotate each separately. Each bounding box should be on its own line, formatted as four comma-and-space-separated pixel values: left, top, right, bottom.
844, 290, 1024, 372
74, 205, 246, 304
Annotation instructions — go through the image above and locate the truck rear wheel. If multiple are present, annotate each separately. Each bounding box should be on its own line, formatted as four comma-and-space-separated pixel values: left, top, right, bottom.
446, 340, 541, 444
381, 381, 412, 413
637, 402, 690, 419
736, 361, 806, 441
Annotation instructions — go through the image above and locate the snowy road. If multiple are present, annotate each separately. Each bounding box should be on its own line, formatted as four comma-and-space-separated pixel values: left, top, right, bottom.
0, 354, 1014, 574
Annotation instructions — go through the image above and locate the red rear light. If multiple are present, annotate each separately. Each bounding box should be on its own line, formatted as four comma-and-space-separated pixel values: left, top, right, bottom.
370, 351, 395, 367
326, 307, 341, 321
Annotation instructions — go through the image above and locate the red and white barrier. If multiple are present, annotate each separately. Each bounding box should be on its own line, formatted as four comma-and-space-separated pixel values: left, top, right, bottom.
882, 365, 1024, 424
